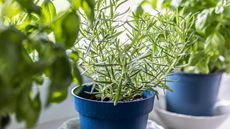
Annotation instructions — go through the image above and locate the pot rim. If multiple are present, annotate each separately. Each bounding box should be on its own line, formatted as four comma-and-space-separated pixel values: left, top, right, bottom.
71, 86, 155, 104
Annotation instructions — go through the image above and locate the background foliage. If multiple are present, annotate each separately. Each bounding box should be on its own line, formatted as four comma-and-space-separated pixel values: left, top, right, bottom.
158, 0, 217, 12
0, 0, 94, 128
155, 0, 230, 74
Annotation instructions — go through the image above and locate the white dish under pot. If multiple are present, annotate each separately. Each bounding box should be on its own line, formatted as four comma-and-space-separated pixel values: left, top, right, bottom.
149, 96, 230, 129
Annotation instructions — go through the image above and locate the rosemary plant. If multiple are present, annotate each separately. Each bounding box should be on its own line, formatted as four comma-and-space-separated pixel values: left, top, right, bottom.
75, 0, 196, 104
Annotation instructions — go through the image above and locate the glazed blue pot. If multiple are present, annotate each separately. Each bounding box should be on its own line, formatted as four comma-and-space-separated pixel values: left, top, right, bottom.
166, 72, 222, 116
72, 86, 155, 129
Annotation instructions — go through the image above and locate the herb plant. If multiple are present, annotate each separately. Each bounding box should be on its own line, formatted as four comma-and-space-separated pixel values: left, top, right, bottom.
157, 0, 230, 74
75, 0, 196, 104
188, 0, 230, 73
0, 0, 94, 128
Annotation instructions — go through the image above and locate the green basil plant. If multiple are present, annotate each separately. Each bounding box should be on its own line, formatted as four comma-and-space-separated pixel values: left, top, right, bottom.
190, 1, 230, 73
0, 0, 94, 128
155, 0, 230, 74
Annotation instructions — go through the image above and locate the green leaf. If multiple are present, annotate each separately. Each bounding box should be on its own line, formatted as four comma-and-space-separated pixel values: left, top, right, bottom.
0, 77, 14, 111
53, 12, 80, 48
152, 0, 157, 9
136, 5, 144, 16
81, 0, 95, 23
47, 56, 72, 104
195, 10, 209, 35
41, 0, 56, 24
0, 1, 22, 19
32, 75, 44, 85
68, 0, 81, 10
205, 32, 225, 55
196, 57, 210, 74
159, 81, 173, 92
188, 51, 211, 74
195, 9, 215, 35
188, 52, 203, 66
69, 50, 79, 61
223, 29, 230, 50
16, 0, 40, 14
0, 28, 26, 80
16, 92, 41, 128
110, 0, 114, 18
72, 63, 83, 85
161, 0, 172, 8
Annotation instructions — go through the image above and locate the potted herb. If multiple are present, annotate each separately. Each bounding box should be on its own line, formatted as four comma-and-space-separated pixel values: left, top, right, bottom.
158, 0, 230, 116
71, 1, 195, 129
0, 0, 94, 128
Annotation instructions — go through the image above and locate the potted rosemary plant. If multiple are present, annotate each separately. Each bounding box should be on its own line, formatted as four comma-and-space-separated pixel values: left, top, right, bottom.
158, 0, 230, 116
71, 1, 195, 129
0, 0, 94, 128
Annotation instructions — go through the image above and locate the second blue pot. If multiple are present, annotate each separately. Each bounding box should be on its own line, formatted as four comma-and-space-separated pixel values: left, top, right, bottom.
166, 72, 222, 116
72, 86, 155, 129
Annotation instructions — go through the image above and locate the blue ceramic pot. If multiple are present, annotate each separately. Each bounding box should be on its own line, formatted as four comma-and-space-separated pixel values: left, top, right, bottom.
72, 86, 155, 129
166, 72, 222, 116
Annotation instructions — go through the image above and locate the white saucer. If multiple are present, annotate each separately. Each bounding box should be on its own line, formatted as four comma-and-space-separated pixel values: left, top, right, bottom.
151, 96, 230, 129
58, 117, 164, 129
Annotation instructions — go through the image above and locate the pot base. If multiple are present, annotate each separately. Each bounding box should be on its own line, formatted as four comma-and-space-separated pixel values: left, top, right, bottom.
58, 117, 164, 129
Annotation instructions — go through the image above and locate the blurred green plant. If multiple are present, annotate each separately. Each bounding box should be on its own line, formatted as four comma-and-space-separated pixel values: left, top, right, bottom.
0, 0, 94, 128
187, 1, 230, 73
75, 0, 195, 104
151, 0, 230, 74
157, 0, 217, 12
